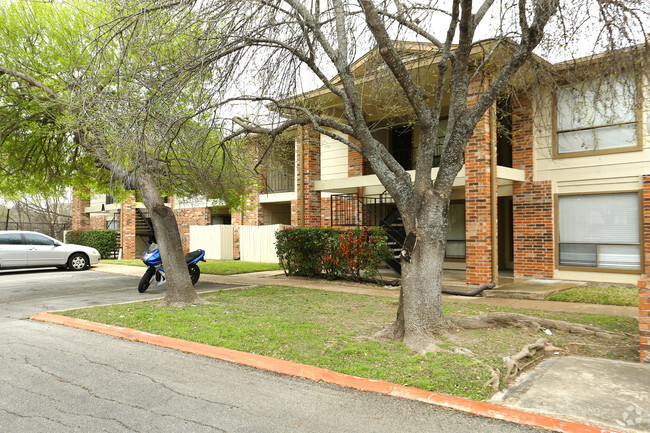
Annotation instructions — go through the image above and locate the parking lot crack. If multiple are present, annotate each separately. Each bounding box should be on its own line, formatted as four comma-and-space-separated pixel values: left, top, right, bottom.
0, 379, 135, 432
21, 356, 228, 432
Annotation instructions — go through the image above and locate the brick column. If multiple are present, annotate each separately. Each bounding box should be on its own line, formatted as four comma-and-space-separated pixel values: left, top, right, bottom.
511, 97, 554, 278
638, 175, 650, 362
174, 207, 211, 253
291, 124, 321, 227
465, 96, 495, 286
232, 193, 264, 259
71, 187, 90, 231
120, 195, 137, 259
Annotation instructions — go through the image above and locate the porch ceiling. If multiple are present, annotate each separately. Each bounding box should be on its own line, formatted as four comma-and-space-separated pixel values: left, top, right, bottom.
314, 166, 525, 193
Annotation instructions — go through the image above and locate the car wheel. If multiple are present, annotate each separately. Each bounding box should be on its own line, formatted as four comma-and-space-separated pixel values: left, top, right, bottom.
138, 267, 156, 293
67, 253, 88, 271
188, 264, 200, 285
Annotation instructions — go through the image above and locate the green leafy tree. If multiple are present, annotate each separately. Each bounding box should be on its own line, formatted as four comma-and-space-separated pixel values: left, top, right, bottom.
0, 0, 254, 305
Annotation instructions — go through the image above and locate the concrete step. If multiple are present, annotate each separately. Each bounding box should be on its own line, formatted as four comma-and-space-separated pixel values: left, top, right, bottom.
482, 279, 584, 300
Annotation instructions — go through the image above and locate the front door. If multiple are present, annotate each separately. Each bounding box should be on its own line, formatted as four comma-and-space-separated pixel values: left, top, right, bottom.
24, 233, 67, 267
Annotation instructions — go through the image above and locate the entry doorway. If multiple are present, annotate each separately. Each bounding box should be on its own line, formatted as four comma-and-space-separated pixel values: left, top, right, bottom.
498, 196, 514, 270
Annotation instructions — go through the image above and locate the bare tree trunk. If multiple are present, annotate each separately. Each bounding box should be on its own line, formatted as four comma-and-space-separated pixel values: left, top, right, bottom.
137, 175, 203, 306
380, 189, 449, 352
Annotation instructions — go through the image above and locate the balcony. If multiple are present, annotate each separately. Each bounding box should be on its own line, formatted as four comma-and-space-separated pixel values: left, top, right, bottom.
262, 166, 295, 194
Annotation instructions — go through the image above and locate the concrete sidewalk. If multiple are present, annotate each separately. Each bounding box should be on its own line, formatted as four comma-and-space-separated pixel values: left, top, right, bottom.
93, 263, 638, 318
90, 263, 646, 432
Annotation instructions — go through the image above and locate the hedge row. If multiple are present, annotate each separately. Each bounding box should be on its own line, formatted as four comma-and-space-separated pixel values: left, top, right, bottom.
275, 227, 393, 281
65, 230, 118, 259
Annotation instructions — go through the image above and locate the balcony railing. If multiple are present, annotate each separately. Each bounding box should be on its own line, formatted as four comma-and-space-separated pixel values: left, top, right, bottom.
262, 166, 295, 193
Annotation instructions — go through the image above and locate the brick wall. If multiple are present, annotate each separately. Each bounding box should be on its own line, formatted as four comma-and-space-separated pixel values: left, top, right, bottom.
321, 197, 332, 227
120, 196, 137, 259
644, 175, 650, 274
232, 192, 264, 258
512, 97, 554, 278
71, 187, 90, 231
464, 88, 495, 286
174, 207, 210, 253
291, 124, 321, 227
349, 138, 364, 226
638, 175, 650, 362
639, 281, 650, 363
90, 216, 105, 230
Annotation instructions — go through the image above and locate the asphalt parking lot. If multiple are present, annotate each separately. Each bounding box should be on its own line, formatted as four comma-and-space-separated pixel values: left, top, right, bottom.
0, 267, 238, 320
0, 267, 549, 433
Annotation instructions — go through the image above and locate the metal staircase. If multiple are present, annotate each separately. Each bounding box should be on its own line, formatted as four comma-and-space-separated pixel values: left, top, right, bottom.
330, 192, 405, 275
135, 208, 155, 241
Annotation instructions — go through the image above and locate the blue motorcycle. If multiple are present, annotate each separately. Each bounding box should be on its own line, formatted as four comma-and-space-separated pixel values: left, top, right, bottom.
138, 240, 206, 293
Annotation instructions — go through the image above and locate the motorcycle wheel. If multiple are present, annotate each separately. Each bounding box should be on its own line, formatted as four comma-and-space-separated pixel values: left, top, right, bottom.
188, 264, 200, 285
138, 267, 156, 293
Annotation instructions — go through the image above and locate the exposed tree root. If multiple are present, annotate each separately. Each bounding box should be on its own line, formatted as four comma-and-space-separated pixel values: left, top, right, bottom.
448, 312, 625, 339
374, 320, 405, 341
503, 338, 560, 377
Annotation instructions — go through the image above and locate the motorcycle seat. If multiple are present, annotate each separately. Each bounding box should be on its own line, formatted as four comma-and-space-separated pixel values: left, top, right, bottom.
185, 249, 205, 263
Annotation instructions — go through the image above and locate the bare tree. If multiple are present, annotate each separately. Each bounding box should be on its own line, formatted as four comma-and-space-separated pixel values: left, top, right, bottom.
9, 194, 72, 239
166, 0, 648, 350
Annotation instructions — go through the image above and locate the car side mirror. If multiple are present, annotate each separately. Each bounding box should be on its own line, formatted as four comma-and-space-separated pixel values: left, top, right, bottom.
53, 241, 63, 247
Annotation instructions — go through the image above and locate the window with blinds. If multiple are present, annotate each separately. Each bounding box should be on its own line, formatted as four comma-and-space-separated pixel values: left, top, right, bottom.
558, 193, 640, 270
556, 76, 638, 155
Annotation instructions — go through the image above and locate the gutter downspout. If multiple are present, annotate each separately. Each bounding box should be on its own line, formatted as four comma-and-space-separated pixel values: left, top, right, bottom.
299, 127, 305, 227
489, 106, 498, 285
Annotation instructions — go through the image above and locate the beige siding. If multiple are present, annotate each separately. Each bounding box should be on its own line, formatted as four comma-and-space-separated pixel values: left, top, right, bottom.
320, 132, 349, 181
534, 76, 648, 280
90, 194, 106, 207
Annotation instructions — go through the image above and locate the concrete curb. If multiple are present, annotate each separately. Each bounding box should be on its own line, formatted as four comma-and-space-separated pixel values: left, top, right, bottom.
31, 312, 619, 433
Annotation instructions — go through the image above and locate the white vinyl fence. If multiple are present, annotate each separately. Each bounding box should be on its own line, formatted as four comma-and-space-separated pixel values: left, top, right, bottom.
239, 224, 289, 263
189, 225, 233, 260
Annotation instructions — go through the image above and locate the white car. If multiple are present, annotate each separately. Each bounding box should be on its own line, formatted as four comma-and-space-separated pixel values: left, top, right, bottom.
0, 230, 101, 271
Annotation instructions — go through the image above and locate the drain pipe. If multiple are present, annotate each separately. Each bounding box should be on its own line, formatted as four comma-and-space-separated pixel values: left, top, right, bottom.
443, 282, 496, 296
489, 105, 498, 284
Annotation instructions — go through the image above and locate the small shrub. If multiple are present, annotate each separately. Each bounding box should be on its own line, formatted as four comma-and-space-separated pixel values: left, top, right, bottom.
275, 227, 337, 276
66, 230, 117, 259
275, 227, 393, 281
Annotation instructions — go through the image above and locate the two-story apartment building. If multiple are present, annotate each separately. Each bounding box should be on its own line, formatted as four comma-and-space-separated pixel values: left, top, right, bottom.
72, 42, 649, 289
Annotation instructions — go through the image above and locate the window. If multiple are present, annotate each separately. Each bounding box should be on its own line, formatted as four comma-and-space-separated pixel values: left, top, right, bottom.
0, 233, 24, 245
446, 202, 465, 259
555, 76, 639, 156
558, 193, 640, 270
390, 126, 413, 170
24, 233, 55, 246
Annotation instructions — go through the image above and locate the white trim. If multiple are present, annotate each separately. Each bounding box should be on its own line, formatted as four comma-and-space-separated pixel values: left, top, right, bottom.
314, 166, 524, 193
259, 192, 297, 203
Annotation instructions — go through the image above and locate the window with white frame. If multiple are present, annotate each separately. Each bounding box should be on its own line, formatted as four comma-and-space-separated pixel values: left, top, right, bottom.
558, 193, 640, 270
556, 76, 638, 155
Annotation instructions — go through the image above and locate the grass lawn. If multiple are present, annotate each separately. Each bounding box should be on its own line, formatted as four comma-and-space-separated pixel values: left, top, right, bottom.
59, 286, 638, 401
547, 286, 638, 307
101, 259, 281, 275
